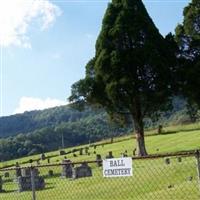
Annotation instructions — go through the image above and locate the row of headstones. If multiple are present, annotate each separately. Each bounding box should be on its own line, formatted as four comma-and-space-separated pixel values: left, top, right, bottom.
16, 168, 45, 192
0, 168, 45, 193
61, 160, 92, 179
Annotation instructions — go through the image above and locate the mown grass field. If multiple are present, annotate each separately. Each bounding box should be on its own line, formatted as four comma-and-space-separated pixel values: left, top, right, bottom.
1, 123, 200, 199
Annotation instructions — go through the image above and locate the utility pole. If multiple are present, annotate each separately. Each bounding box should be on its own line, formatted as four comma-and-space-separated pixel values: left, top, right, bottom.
62, 132, 64, 149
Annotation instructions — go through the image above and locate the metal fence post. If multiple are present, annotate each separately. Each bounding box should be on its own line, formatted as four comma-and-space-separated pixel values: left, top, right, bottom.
195, 150, 200, 188
30, 167, 36, 200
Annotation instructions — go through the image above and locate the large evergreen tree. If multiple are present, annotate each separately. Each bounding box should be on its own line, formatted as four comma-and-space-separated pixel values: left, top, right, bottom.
69, 0, 175, 156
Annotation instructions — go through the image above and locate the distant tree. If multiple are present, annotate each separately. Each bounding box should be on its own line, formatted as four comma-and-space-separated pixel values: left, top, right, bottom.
175, 0, 200, 108
69, 0, 175, 156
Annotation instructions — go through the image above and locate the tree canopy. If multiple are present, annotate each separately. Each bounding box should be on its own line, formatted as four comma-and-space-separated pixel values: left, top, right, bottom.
175, 0, 200, 107
69, 0, 176, 156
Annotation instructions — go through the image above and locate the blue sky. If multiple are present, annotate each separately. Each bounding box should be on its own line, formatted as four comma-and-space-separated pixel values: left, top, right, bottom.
0, 0, 190, 116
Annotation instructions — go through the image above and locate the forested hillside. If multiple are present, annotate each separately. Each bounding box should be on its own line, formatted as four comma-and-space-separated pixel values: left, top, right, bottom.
0, 97, 197, 161
0, 105, 133, 161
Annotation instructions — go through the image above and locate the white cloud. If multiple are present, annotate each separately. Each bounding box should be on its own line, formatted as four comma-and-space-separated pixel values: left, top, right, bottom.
14, 97, 67, 114
0, 0, 61, 48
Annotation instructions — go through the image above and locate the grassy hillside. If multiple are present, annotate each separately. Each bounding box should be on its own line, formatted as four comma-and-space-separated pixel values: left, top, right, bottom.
0, 123, 200, 200
1, 122, 200, 168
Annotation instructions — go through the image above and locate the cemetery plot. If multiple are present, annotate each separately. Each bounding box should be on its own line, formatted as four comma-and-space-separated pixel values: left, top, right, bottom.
0, 154, 199, 200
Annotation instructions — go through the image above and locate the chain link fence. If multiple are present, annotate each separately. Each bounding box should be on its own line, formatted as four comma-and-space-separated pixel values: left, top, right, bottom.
0, 151, 200, 200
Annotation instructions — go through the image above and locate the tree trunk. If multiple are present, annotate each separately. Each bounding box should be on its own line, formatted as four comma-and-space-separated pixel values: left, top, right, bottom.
134, 117, 148, 156
132, 97, 148, 156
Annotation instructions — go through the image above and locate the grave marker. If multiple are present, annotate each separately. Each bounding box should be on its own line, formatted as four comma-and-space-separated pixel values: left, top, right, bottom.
73, 162, 92, 179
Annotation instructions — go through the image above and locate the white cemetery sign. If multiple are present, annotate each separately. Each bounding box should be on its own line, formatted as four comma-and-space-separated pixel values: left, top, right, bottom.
103, 157, 133, 177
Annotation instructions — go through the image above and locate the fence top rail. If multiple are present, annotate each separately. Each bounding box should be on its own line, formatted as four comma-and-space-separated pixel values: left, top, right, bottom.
0, 149, 198, 172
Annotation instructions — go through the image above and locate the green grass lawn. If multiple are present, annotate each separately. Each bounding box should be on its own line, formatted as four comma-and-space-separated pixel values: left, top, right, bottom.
0, 156, 199, 200
1, 123, 200, 199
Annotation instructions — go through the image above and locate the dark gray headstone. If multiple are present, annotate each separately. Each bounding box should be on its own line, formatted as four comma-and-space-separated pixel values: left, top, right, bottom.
4, 172, 9, 178
85, 147, 89, 154
18, 176, 45, 192
16, 168, 21, 178
123, 153, 128, 157
177, 157, 182, 163
41, 153, 46, 160
106, 151, 114, 159
61, 159, 73, 178
59, 150, 66, 156
79, 148, 83, 155
96, 154, 102, 167
47, 158, 50, 163
48, 170, 54, 177
18, 168, 44, 192
73, 162, 92, 179
165, 158, 170, 165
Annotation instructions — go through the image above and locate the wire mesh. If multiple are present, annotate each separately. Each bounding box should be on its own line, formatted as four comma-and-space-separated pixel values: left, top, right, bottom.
0, 152, 200, 200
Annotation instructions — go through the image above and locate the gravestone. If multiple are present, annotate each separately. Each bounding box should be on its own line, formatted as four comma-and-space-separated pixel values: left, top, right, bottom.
16, 168, 21, 178
61, 159, 73, 178
15, 162, 21, 177
122, 153, 128, 157
60, 150, 66, 156
18, 168, 45, 192
177, 157, 182, 163
47, 158, 50, 163
85, 147, 89, 154
4, 172, 9, 178
41, 153, 46, 160
106, 151, 114, 159
18, 176, 45, 192
96, 154, 102, 167
73, 162, 92, 179
48, 170, 54, 177
79, 148, 83, 155
94, 145, 96, 150
187, 176, 193, 181
165, 158, 170, 165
